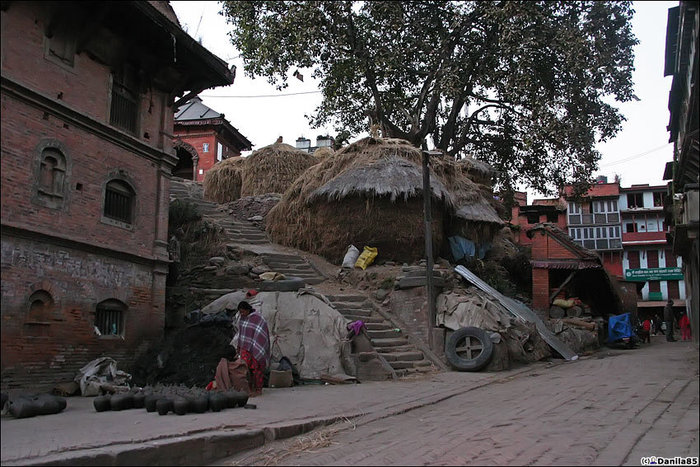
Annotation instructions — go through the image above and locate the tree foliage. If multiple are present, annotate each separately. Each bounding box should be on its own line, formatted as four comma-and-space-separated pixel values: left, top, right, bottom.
221, 1, 637, 194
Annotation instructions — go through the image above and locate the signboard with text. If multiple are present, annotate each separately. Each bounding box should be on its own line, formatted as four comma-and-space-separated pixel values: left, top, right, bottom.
624, 267, 683, 282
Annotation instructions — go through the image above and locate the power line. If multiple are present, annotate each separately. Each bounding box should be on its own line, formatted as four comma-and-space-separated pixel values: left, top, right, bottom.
199, 90, 322, 99
600, 143, 671, 167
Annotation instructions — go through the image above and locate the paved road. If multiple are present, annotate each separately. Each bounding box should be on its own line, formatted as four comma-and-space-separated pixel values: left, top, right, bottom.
216, 337, 699, 466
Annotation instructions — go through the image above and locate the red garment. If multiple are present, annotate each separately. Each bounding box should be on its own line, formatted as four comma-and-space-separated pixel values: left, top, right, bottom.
679, 315, 691, 341
240, 348, 264, 394
642, 320, 651, 332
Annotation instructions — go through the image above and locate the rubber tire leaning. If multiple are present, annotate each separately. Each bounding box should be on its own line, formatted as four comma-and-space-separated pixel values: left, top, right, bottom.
445, 326, 494, 372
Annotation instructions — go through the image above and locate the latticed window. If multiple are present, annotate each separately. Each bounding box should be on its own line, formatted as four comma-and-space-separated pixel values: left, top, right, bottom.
95, 299, 126, 336
104, 180, 134, 224
110, 64, 139, 134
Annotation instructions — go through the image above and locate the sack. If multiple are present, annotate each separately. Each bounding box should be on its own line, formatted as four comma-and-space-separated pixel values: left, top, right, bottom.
342, 245, 360, 269
354, 246, 378, 270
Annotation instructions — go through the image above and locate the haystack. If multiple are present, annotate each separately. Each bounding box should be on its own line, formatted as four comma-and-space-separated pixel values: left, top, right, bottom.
266, 137, 496, 263
240, 142, 319, 197
203, 156, 245, 203
313, 147, 335, 158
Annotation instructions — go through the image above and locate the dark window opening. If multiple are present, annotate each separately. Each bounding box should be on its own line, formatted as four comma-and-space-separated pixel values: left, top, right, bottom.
110, 64, 139, 134
104, 180, 134, 224
38, 148, 66, 197
627, 193, 644, 209
546, 212, 558, 223
95, 299, 126, 336
625, 223, 636, 233
665, 249, 677, 267
647, 250, 659, 268
653, 192, 663, 207
526, 213, 539, 224
24, 290, 54, 337
648, 280, 661, 293
667, 281, 680, 299
628, 251, 640, 269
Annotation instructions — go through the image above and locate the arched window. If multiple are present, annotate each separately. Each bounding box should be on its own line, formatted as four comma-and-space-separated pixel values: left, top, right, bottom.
95, 299, 127, 337
38, 148, 66, 197
24, 290, 54, 337
103, 179, 135, 225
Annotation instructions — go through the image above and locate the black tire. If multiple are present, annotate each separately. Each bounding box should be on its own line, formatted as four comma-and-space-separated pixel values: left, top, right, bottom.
445, 327, 494, 372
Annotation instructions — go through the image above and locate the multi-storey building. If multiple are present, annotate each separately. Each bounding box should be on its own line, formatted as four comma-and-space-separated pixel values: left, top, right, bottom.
173, 97, 252, 181
0, 1, 233, 389
563, 178, 623, 277
619, 184, 685, 306
295, 135, 335, 153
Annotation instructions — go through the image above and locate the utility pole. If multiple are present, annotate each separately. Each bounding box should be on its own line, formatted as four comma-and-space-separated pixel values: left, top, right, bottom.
422, 150, 441, 350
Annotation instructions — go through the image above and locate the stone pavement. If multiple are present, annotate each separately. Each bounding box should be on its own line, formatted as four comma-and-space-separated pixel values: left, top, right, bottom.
217, 336, 699, 466
2, 337, 697, 466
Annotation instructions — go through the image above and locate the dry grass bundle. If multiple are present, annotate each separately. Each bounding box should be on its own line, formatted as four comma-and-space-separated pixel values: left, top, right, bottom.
241, 142, 319, 197
202, 156, 245, 203
312, 146, 335, 158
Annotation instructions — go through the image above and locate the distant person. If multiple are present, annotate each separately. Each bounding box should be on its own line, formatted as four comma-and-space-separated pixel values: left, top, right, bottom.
640, 318, 651, 343
232, 301, 270, 397
679, 311, 691, 341
664, 299, 676, 342
654, 314, 663, 335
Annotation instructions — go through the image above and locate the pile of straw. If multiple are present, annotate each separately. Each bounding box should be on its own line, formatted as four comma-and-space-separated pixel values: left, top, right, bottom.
241, 142, 319, 197
202, 156, 245, 203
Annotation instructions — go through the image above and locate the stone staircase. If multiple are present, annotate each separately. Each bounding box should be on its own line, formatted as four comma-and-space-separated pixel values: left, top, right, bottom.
169, 178, 325, 284
324, 294, 435, 377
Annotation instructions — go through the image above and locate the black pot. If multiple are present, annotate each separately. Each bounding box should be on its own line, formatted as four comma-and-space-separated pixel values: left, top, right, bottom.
156, 398, 173, 416
93, 394, 112, 413
144, 394, 159, 413
230, 391, 249, 408
110, 393, 134, 411
209, 393, 226, 412
1, 392, 8, 408
53, 395, 67, 412
9, 397, 38, 419
221, 391, 238, 409
172, 397, 189, 416
33, 394, 61, 415
190, 394, 209, 414
132, 392, 146, 409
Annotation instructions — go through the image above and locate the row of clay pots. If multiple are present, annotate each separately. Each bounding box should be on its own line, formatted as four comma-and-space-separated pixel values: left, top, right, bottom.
7, 394, 67, 419
93, 390, 248, 416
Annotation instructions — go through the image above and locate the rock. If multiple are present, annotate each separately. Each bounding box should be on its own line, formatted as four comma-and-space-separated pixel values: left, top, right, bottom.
251, 265, 270, 275
209, 257, 226, 265
384, 261, 396, 266
203, 265, 217, 272
374, 289, 390, 301
225, 264, 250, 275
248, 215, 263, 221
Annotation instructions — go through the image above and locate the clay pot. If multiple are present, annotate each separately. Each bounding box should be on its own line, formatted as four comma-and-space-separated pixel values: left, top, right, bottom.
93, 394, 112, 413
221, 391, 238, 409
145, 394, 159, 413
33, 394, 61, 415
190, 394, 209, 414
156, 398, 173, 416
9, 397, 38, 419
209, 393, 226, 412
132, 392, 146, 409
172, 397, 189, 416
231, 391, 249, 408
53, 395, 67, 412
110, 393, 134, 411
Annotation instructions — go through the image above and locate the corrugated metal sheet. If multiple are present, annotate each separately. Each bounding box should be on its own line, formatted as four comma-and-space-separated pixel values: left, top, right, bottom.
454, 265, 578, 361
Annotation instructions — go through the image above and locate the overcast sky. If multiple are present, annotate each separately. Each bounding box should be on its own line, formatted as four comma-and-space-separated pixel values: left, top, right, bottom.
170, 1, 677, 197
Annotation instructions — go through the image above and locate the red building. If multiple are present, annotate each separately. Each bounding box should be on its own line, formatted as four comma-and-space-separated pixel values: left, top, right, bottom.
173, 97, 252, 181
0, 1, 233, 389
510, 191, 567, 245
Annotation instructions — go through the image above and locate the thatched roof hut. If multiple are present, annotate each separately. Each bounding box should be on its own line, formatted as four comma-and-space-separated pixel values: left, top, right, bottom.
312, 147, 334, 158
266, 137, 504, 263
241, 142, 319, 197
203, 156, 245, 203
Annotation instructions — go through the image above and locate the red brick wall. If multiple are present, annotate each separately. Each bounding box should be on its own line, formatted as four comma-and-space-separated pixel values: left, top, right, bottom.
532, 268, 550, 310
174, 126, 242, 181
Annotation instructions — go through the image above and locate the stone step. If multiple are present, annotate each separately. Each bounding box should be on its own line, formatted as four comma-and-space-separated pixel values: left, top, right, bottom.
370, 337, 409, 348
337, 308, 372, 317
393, 366, 436, 377
377, 344, 422, 353
379, 351, 424, 362
365, 322, 393, 331
330, 301, 370, 309
341, 315, 386, 324
389, 360, 433, 370
261, 255, 308, 264
325, 295, 366, 303
367, 329, 403, 339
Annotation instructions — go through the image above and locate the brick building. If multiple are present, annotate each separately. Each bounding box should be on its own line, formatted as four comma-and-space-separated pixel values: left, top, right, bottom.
509, 192, 566, 246
173, 97, 252, 181
0, 1, 233, 389
663, 1, 698, 343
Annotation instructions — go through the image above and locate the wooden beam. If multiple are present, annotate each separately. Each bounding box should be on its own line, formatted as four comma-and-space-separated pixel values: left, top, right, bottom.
549, 271, 577, 305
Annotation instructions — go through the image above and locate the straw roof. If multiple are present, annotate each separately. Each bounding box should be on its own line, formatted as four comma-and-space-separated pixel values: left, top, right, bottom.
309, 155, 454, 206
202, 156, 245, 203
241, 142, 319, 197
312, 147, 335, 158
266, 136, 504, 263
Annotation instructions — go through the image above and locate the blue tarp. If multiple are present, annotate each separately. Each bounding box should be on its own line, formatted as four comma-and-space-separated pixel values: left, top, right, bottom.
608, 312, 636, 342
449, 236, 490, 262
